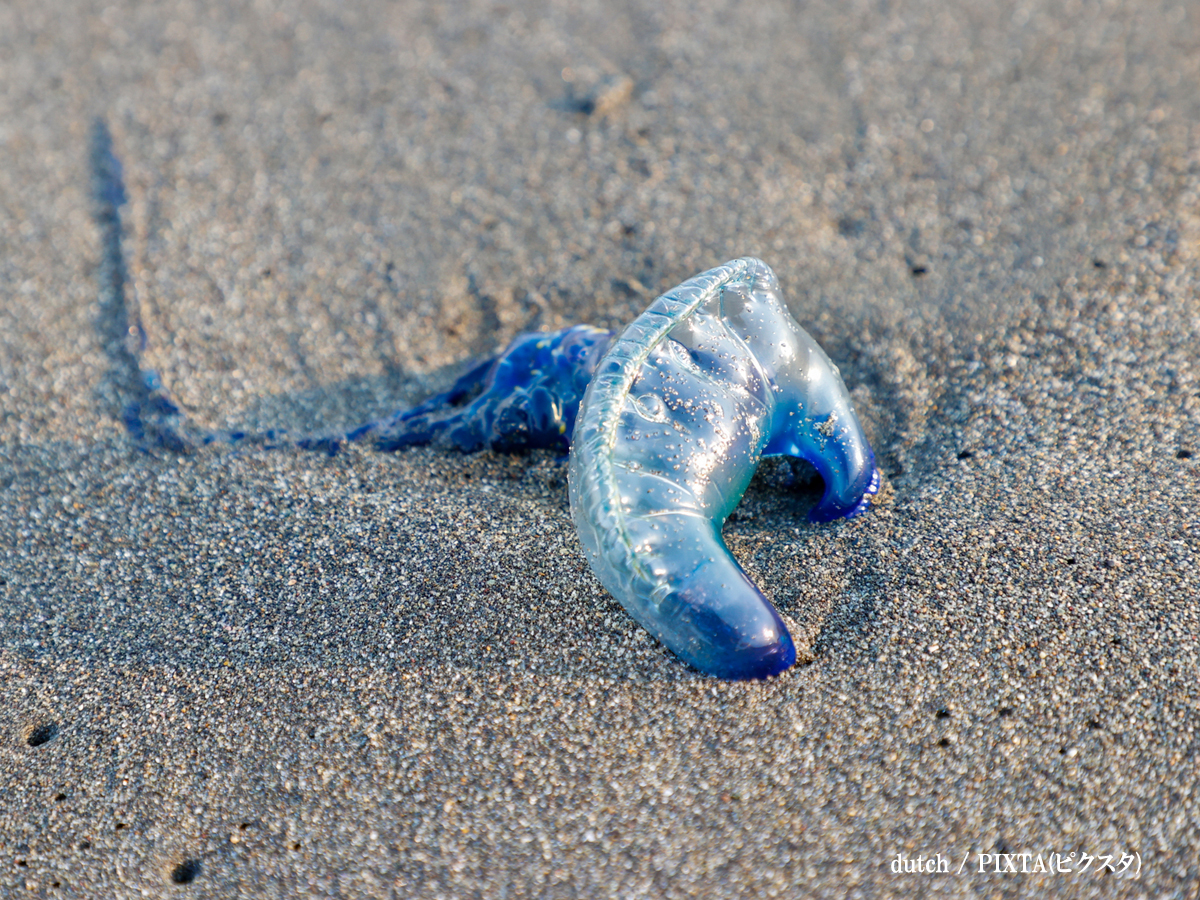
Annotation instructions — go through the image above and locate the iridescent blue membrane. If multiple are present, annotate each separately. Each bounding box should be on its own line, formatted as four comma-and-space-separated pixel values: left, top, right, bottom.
568, 258, 879, 680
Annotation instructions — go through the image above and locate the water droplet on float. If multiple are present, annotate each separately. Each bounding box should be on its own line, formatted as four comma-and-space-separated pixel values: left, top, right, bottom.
633, 393, 668, 422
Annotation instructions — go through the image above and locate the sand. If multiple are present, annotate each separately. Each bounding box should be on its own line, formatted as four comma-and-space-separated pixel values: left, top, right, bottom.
1, 0, 1198, 897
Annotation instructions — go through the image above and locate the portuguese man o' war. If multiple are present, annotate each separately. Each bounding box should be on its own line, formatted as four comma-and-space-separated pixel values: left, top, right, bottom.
362, 257, 879, 680
568, 258, 879, 680
88, 125, 876, 680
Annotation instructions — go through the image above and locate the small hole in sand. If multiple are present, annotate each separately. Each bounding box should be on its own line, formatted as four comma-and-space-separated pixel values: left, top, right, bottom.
935, 708, 951, 719
997, 707, 1014, 717
1086, 718, 1101, 730
1178, 449, 1193, 459
937, 737, 950, 747
170, 859, 201, 884
956, 449, 973, 459
54, 792, 67, 802
115, 823, 127, 831
26, 722, 59, 747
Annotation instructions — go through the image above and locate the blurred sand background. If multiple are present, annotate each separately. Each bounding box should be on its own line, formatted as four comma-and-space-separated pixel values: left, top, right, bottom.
1, 0, 1198, 896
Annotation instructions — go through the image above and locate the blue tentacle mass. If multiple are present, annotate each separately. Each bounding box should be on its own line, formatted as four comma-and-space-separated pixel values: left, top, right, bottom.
567, 258, 879, 680
351, 325, 614, 453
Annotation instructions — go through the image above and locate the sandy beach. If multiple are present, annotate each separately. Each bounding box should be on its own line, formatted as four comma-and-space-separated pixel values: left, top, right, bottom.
2, 1, 1198, 896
